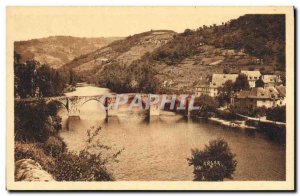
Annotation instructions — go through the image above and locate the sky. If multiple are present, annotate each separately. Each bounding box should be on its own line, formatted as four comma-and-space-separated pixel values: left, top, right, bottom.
7, 7, 273, 41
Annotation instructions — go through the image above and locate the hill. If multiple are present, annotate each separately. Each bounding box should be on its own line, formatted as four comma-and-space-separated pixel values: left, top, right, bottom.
135, 14, 286, 93
60, 14, 286, 93
151, 14, 285, 69
14, 36, 122, 69
61, 30, 176, 84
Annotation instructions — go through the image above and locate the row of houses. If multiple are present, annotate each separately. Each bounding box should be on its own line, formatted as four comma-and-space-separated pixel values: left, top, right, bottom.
195, 70, 285, 109
231, 86, 286, 109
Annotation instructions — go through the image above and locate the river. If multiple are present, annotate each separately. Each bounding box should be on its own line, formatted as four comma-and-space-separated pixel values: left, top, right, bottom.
59, 85, 285, 181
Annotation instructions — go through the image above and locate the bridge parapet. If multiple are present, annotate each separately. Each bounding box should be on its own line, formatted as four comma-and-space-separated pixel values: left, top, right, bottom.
15, 93, 196, 118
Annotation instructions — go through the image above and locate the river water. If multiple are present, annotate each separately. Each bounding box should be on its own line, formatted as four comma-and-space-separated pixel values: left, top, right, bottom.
59, 86, 285, 181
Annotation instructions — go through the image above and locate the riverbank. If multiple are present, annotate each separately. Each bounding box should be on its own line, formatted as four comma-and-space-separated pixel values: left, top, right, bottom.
208, 117, 256, 130
198, 109, 286, 144
14, 100, 115, 182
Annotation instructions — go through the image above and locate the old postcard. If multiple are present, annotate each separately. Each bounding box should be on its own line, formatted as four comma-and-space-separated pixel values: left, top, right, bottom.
6, 6, 295, 191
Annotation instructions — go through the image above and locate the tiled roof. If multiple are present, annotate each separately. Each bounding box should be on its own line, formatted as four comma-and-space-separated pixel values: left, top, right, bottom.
262, 75, 282, 84
275, 85, 286, 97
241, 70, 261, 80
210, 74, 238, 87
236, 86, 283, 100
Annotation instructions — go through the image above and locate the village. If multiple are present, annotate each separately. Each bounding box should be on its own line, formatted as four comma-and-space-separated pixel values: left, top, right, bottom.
195, 69, 286, 129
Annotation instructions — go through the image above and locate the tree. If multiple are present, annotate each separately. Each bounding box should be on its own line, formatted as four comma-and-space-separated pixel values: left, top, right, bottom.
255, 76, 265, 88
14, 58, 38, 98
266, 106, 286, 122
183, 28, 194, 36
14, 52, 66, 98
217, 80, 234, 106
69, 69, 78, 86
193, 95, 219, 117
233, 74, 250, 91
188, 139, 237, 181
14, 101, 61, 142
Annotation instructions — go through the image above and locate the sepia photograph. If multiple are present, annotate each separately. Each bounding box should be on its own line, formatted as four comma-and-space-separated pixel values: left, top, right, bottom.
6, 6, 295, 191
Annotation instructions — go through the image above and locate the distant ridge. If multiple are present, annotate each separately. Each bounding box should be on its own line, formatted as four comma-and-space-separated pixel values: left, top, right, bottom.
14, 36, 123, 69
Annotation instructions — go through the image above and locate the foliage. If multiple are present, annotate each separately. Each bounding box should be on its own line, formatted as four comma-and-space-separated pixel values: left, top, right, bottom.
217, 74, 252, 106
68, 69, 78, 86
233, 74, 250, 91
15, 126, 120, 181
14, 101, 61, 142
14, 52, 67, 98
43, 136, 66, 157
53, 150, 114, 181
150, 14, 285, 69
217, 80, 234, 106
230, 105, 267, 117
223, 68, 231, 74
151, 34, 200, 65
255, 76, 265, 87
192, 95, 219, 117
52, 126, 122, 181
98, 59, 160, 93
188, 139, 237, 181
266, 106, 286, 122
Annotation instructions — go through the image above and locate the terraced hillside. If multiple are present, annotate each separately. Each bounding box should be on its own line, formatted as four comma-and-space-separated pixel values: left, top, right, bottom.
59, 15, 285, 93
61, 30, 176, 83
154, 45, 278, 93
140, 14, 285, 93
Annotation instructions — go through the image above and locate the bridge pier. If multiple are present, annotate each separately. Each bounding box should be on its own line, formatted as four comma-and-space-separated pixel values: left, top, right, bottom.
149, 105, 161, 116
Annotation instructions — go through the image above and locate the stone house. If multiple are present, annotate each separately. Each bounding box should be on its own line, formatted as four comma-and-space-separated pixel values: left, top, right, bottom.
260, 75, 282, 87
241, 70, 261, 88
195, 74, 238, 97
231, 86, 286, 109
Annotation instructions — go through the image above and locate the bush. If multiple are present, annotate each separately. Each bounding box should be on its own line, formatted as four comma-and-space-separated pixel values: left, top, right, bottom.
266, 106, 286, 122
51, 126, 122, 181
230, 106, 266, 118
14, 101, 62, 142
191, 95, 219, 117
53, 150, 114, 181
188, 139, 237, 181
43, 136, 66, 157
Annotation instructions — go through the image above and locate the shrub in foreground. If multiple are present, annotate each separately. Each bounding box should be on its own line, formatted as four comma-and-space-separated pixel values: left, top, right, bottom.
43, 136, 66, 158
53, 150, 114, 181
188, 138, 237, 181
51, 126, 122, 181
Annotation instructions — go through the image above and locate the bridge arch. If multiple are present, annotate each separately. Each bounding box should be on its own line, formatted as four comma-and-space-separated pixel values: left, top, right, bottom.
79, 98, 107, 111
46, 99, 69, 113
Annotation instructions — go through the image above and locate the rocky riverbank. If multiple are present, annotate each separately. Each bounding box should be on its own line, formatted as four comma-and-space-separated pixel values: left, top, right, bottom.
15, 159, 54, 181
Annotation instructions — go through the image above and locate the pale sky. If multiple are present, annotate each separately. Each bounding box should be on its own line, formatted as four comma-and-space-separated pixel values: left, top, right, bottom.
7, 7, 285, 41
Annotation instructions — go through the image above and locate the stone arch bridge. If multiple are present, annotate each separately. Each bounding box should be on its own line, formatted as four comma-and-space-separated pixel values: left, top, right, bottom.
15, 94, 195, 119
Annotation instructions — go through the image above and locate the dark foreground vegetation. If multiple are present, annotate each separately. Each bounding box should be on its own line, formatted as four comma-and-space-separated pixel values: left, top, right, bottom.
14, 52, 119, 181
188, 139, 237, 181
14, 101, 119, 181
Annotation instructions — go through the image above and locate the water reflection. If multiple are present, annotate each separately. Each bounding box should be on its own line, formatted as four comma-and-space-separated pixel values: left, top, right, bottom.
59, 86, 286, 181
